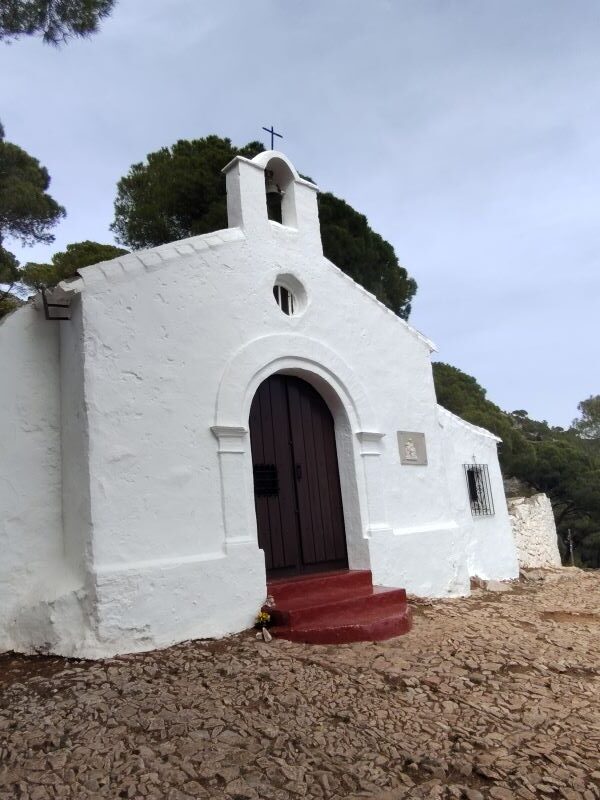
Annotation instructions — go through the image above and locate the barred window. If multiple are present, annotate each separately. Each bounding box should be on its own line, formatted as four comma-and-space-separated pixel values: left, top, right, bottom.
464, 464, 495, 517
273, 284, 295, 315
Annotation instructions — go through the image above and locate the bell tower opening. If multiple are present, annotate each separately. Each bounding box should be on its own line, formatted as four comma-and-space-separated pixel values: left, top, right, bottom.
265, 169, 283, 223
263, 156, 296, 227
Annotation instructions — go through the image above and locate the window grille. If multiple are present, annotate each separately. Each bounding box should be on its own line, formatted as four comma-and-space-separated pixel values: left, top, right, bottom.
253, 464, 279, 497
273, 284, 295, 315
463, 464, 495, 516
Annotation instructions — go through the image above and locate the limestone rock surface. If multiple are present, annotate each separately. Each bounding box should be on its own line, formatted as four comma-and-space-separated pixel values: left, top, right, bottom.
508, 493, 562, 569
1, 567, 599, 800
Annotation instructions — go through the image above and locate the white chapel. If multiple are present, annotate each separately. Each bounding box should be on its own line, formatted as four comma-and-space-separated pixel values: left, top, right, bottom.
0, 150, 519, 657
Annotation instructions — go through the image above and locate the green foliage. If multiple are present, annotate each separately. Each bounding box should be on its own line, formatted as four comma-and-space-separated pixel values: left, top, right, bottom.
0, 122, 65, 315
111, 135, 417, 320
0, 123, 65, 249
571, 395, 600, 441
0, 0, 116, 44
21, 240, 128, 290
0, 245, 20, 288
317, 193, 416, 319
111, 136, 264, 249
431, 363, 533, 477
579, 530, 600, 569
0, 293, 23, 318
432, 362, 600, 568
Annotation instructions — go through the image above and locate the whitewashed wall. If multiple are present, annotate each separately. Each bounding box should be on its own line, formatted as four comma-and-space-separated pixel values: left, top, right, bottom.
0, 151, 521, 656
437, 407, 520, 585
0, 306, 69, 652
508, 493, 561, 568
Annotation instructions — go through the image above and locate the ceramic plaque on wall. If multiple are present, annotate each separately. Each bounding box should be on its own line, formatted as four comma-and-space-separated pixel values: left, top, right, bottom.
397, 431, 427, 466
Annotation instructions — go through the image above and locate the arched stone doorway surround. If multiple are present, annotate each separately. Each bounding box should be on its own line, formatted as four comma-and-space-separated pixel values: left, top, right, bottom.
211, 334, 393, 574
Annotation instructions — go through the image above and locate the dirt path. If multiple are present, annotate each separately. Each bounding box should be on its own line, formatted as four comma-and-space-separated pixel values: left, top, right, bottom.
1, 568, 599, 799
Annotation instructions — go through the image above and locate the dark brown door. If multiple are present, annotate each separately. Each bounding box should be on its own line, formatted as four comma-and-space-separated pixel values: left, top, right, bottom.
249, 374, 348, 578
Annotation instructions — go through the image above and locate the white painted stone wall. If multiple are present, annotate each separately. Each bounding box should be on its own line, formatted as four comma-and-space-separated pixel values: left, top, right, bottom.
0, 150, 521, 657
0, 306, 74, 653
436, 407, 519, 587
507, 493, 561, 568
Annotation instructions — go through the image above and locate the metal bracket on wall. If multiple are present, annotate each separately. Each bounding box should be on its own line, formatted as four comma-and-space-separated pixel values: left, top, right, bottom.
41, 288, 71, 321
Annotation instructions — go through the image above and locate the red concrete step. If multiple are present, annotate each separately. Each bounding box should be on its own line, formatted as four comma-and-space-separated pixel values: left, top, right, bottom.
271, 603, 413, 645
269, 585, 408, 628
264, 569, 412, 645
267, 569, 373, 605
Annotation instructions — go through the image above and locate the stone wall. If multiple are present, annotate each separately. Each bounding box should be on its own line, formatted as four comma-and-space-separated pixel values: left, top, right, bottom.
507, 493, 561, 568
0, 304, 69, 654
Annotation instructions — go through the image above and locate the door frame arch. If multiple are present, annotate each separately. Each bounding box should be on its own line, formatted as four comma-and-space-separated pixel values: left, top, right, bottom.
212, 334, 392, 574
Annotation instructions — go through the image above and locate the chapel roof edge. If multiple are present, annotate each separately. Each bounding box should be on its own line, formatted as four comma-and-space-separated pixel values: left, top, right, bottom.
319, 254, 437, 352
43, 227, 246, 298
436, 404, 502, 442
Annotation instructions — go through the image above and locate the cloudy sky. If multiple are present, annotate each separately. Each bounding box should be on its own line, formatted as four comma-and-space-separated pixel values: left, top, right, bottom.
2, 0, 598, 427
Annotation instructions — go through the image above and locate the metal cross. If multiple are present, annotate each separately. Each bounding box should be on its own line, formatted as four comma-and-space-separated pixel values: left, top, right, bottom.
262, 125, 283, 150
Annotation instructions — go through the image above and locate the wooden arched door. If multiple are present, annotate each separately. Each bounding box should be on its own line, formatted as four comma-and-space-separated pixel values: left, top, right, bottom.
249, 374, 348, 579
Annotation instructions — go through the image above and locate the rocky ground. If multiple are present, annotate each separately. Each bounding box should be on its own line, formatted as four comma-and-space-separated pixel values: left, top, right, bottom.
1, 568, 599, 800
